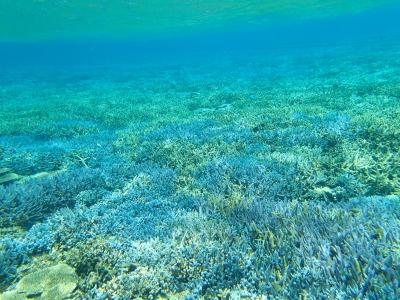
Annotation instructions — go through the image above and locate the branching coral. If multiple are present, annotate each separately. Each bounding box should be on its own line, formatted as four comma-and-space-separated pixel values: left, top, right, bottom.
1, 44, 400, 299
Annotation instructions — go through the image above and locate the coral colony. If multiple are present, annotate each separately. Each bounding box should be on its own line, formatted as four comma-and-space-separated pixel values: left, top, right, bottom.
1, 43, 400, 299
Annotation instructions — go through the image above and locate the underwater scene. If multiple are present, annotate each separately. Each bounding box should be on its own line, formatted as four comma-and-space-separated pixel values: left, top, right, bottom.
1, 1, 400, 299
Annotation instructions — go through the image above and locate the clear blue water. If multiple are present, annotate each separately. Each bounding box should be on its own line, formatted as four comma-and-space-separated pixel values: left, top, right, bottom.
1, 2, 400, 299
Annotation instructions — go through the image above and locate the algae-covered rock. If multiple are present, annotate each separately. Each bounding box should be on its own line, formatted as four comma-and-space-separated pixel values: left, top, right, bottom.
0, 264, 78, 300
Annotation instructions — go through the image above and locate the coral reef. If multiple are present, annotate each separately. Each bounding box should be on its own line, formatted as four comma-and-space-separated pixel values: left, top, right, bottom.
0, 41, 399, 298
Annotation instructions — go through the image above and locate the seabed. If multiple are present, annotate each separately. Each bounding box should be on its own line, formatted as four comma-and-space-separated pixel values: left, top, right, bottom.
0, 40, 399, 299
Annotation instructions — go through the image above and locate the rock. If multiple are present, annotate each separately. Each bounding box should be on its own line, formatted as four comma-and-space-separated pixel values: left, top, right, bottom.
0, 168, 11, 175
20, 172, 50, 183
0, 173, 20, 185
0, 291, 26, 300
28, 172, 50, 180
0, 264, 78, 300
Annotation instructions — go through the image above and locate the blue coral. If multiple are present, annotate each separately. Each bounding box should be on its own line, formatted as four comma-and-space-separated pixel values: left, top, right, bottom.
0, 238, 28, 289
0, 167, 106, 227
0, 111, 399, 299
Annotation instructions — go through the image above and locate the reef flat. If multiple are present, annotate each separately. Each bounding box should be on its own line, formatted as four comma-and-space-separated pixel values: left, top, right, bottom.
1, 41, 399, 299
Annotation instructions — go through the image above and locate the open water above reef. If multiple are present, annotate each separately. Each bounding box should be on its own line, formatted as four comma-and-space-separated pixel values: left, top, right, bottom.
1, 2, 400, 299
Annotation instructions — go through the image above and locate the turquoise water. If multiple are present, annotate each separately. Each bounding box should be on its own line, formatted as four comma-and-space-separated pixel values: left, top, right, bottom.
1, 2, 400, 299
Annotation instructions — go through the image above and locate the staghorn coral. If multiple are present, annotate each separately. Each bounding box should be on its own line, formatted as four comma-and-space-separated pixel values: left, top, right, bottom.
7, 195, 397, 299
0, 43, 400, 299
0, 167, 106, 228
0, 238, 28, 290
